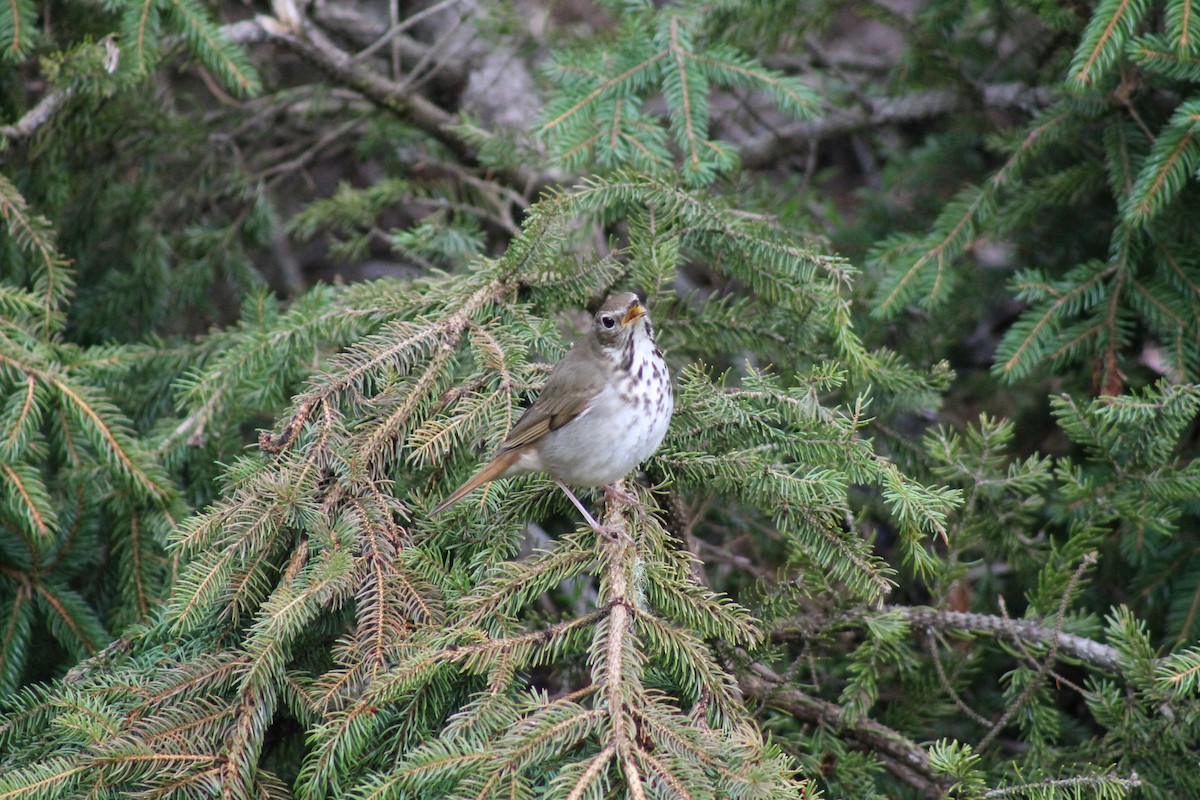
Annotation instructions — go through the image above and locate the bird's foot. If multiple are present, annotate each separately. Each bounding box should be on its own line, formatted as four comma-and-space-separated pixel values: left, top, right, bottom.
555, 479, 629, 541
603, 481, 640, 508
592, 520, 629, 542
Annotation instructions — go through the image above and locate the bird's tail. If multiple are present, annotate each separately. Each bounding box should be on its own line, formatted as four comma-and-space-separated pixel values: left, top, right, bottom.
428, 451, 520, 517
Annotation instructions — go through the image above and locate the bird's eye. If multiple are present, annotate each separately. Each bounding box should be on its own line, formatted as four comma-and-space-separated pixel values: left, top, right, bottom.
601, 315, 616, 329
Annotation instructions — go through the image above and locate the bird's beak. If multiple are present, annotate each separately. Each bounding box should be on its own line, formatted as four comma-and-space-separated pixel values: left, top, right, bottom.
621, 302, 647, 327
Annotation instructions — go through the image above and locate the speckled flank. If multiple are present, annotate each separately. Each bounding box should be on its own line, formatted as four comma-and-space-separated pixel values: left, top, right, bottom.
432, 294, 673, 517
534, 314, 672, 487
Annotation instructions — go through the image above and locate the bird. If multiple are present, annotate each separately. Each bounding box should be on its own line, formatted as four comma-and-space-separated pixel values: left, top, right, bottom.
429, 292, 673, 531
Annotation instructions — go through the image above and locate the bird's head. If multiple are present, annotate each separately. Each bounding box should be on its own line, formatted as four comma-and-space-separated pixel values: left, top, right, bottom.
592, 292, 651, 348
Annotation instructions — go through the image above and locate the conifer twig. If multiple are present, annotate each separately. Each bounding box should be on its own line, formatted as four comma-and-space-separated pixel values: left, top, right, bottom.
596, 488, 645, 798
978, 553, 1095, 751
982, 772, 1142, 797
778, 600, 1127, 673
350, 0, 465, 64
907, 604, 1125, 669
739, 662, 951, 799
926, 632, 992, 728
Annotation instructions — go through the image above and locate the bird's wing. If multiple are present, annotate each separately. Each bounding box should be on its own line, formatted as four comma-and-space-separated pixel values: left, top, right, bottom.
497, 348, 606, 453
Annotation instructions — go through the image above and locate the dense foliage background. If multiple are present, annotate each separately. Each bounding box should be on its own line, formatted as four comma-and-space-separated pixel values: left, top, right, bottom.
2, 0, 1199, 797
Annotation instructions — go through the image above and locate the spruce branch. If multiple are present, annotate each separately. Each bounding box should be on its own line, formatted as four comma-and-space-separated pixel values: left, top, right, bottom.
872, 104, 1076, 319
0, 465, 52, 545
742, 83, 1055, 168
1166, 0, 1200, 53
0, 174, 74, 337
163, 0, 260, 96
1068, 0, 1152, 90
594, 495, 644, 797
918, 604, 1125, 670
996, 262, 1119, 381
779, 601, 1128, 673
1125, 100, 1200, 225
541, 10, 815, 185
739, 662, 952, 799
0, 350, 174, 512
1131, 33, 1200, 80
0, 91, 65, 142
982, 771, 1142, 798
1, 15, 252, 144
978, 553, 1096, 751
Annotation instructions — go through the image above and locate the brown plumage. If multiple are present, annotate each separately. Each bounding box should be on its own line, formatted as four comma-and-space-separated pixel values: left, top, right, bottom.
429, 292, 673, 527
427, 451, 520, 516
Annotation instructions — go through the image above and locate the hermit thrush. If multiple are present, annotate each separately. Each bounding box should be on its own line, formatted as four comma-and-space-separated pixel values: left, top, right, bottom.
429, 292, 673, 530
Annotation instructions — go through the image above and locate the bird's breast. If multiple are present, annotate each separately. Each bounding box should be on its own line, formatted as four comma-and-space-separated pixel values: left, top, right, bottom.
533, 340, 672, 487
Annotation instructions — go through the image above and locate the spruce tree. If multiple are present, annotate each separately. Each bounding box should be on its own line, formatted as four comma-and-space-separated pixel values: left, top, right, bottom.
1, 1, 1199, 799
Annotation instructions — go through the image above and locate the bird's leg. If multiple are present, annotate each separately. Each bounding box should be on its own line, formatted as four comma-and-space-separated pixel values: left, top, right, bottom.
554, 478, 600, 528
555, 479, 624, 539
603, 481, 639, 507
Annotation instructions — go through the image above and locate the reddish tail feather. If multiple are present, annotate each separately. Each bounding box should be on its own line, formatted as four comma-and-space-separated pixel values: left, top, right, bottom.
428, 450, 521, 517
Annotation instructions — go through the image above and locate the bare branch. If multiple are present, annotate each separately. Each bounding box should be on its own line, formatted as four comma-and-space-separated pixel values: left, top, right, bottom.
256, 15, 544, 194
0, 92, 67, 142
739, 662, 951, 799
741, 83, 1055, 169
777, 601, 1127, 674
983, 772, 1142, 798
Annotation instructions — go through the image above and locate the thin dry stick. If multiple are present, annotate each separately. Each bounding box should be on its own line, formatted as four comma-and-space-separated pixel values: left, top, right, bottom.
926, 632, 991, 728
996, 597, 1091, 698
977, 552, 1097, 751
257, 15, 543, 194
352, 0, 464, 64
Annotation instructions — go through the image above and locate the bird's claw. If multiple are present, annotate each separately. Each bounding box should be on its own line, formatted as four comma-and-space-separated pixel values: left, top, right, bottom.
603, 482, 639, 507
554, 478, 634, 541
592, 520, 631, 542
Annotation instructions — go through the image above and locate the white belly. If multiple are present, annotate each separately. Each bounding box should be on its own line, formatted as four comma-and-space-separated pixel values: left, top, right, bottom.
515, 342, 672, 487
